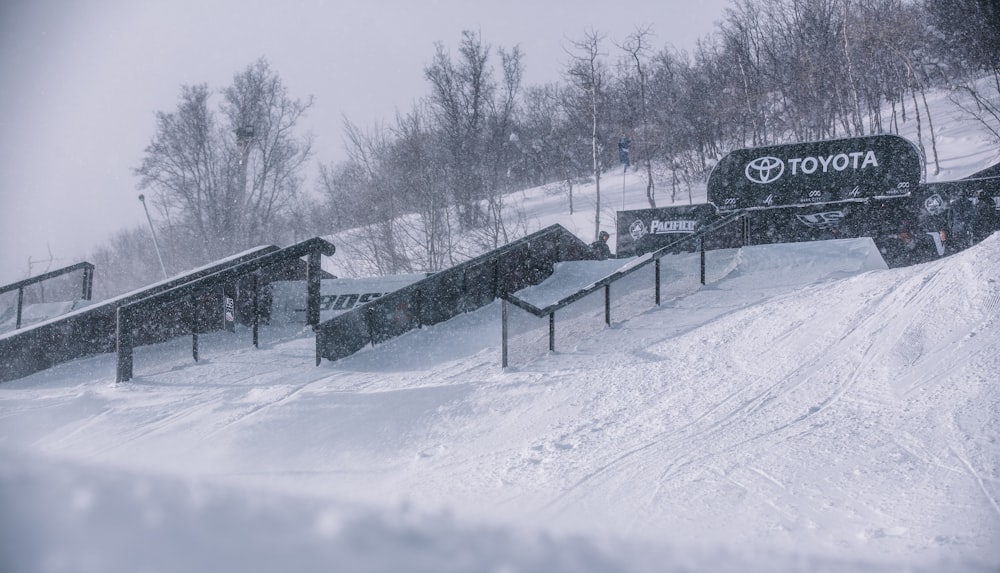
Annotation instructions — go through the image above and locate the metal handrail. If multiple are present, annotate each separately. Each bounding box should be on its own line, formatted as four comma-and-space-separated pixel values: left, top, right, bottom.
0, 261, 95, 296
503, 210, 745, 317
115, 237, 336, 382
315, 224, 596, 364
500, 211, 746, 367
0, 261, 95, 330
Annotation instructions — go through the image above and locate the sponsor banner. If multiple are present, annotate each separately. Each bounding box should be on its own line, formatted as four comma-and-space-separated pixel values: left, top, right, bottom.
708, 135, 923, 211
919, 177, 1000, 248
270, 273, 429, 324
739, 195, 945, 265
616, 177, 1000, 266
223, 295, 236, 332
615, 204, 741, 257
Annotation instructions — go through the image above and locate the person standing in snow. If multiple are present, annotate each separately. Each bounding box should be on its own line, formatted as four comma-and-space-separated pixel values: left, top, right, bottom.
591, 230, 612, 260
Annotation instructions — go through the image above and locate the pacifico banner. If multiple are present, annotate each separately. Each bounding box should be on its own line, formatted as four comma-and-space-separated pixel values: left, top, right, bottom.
615, 204, 739, 257
707, 135, 923, 212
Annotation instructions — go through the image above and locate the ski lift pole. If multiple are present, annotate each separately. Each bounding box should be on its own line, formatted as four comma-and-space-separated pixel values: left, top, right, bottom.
138, 194, 168, 279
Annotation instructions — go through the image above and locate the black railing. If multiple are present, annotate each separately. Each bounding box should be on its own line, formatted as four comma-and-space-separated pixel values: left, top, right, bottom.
315, 225, 595, 364
0, 262, 94, 330
115, 237, 336, 382
0, 245, 284, 384
500, 212, 746, 367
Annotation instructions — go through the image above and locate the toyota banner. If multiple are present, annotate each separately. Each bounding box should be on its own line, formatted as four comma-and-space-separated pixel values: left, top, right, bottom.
708, 134, 923, 211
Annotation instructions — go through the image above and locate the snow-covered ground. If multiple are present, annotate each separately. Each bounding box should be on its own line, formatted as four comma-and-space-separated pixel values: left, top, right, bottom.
1, 90, 999, 572
3, 234, 999, 572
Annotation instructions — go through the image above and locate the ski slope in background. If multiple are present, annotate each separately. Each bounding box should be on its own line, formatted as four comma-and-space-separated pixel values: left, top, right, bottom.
325, 80, 1000, 275
1, 87, 1000, 572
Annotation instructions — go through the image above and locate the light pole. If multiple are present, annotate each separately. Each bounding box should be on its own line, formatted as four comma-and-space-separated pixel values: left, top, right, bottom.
138, 194, 168, 279
235, 125, 254, 245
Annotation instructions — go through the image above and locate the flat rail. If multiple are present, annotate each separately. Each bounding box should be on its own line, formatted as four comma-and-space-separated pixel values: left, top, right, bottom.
500, 211, 746, 366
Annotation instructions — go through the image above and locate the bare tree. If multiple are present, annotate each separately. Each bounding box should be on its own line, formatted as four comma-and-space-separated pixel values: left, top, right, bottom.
424, 30, 492, 229
619, 26, 658, 208
135, 58, 312, 264
926, 0, 1000, 144
566, 29, 609, 241
341, 117, 412, 275
424, 30, 524, 239
221, 58, 315, 249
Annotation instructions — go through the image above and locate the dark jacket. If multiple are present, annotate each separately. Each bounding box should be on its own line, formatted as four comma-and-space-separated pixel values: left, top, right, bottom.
591, 239, 611, 260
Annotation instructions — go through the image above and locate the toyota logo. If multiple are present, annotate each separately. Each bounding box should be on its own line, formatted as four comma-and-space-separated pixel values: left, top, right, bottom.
745, 156, 785, 184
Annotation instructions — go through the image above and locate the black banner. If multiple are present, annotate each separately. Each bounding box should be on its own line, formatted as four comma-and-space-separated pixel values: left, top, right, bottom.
223, 295, 236, 332
616, 204, 741, 256
617, 177, 1000, 267
708, 135, 923, 211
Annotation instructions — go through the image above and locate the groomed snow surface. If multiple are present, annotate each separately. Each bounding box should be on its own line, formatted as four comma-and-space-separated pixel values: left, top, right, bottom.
2, 234, 999, 572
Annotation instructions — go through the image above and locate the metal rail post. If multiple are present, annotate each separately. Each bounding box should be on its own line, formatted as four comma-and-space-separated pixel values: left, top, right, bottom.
655, 258, 661, 306
700, 237, 706, 285
15, 287, 23, 329
192, 295, 200, 362
82, 266, 94, 300
115, 307, 133, 383
251, 273, 260, 348
306, 250, 322, 327
501, 299, 509, 368
605, 284, 611, 326
549, 312, 555, 352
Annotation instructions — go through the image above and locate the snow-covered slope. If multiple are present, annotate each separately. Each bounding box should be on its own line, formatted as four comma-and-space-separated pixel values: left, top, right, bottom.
2, 234, 998, 572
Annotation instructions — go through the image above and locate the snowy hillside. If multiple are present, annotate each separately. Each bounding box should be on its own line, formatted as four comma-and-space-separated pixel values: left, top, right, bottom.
2, 231, 999, 572
325, 82, 1000, 276
2, 87, 1000, 572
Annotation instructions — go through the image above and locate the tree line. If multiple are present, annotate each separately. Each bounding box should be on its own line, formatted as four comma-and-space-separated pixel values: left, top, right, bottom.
91, 0, 1000, 297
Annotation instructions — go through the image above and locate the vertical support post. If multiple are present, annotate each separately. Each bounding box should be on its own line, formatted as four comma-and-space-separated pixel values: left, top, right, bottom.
655, 258, 661, 306
604, 284, 611, 326
700, 237, 706, 286
115, 306, 133, 383
306, 249, 322, 328
548, 312, 555, 352
414, 288, 423, 328
192, 297, 199, 363
82, 265, 94, 300
251, 273, 260, 349
491, 259, 500, 299
364, 306, 377, 348
501, 299, 509, 369
15, 287, 23, 329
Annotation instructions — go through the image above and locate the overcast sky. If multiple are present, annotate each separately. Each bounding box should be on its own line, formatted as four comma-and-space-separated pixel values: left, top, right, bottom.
0, 0, 730, 285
